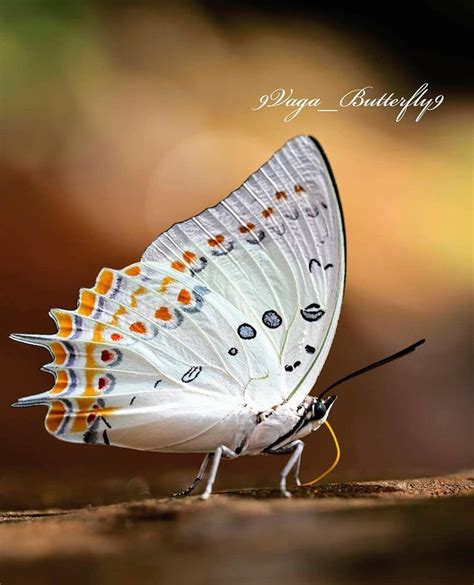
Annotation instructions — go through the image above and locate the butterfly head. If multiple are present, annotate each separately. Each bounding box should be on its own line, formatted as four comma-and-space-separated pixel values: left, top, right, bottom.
311, 395, 337, 422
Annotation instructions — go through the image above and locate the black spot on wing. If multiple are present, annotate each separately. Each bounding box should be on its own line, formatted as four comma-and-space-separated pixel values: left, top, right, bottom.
285, 360, 301, 373
181, 366, 202, 383
83, 430, 98, 444
309, 259, 321, 272
305, 205, 319, 218
262, 310, 282, 329
301, 303, 325, 322
228, 347, 238, 356
100, 416, 112, 429
245, 230, 265, 245
309, 259, 333, 272
238, 323, 257, 340
284, 207, 299, 221
190, 257, 208, 276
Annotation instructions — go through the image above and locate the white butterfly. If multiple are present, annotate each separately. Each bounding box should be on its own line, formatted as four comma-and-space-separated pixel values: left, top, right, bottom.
12, 135, 346, 498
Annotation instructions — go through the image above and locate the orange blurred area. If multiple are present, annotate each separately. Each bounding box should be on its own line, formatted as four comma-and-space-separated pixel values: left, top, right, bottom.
0, 2, 472, 490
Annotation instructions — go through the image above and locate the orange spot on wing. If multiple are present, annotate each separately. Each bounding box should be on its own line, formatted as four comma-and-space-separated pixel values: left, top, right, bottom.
84, 342, 98, 396
92, 322, 105, 343
239, 222, 255, 234
208, 234, 225, 247
50, 370, 69, 394
46, 400, 67, 433
130, 286, 146, 308
183, 251, 196, 264
159, 276, 176, 294
262, 207, 274, 219
54, 312, 73, 339
171, 260, 185, 272
177, 289, 191, 305
294, 184, 305, 193
125, 265, 141, 276
78, 289, 96, 317
95, 269, 114, 295
111, 332, 122, 341
50, 342, 66, 366
155, 306, 172, 321
96, 405, 116, 418
129, 321, 146, 334
275, 191, 287, 200
70, 397, 96, 433
110, 305, 127, 326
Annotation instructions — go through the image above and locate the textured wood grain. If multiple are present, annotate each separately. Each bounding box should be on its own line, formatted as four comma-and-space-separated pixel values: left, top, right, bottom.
0, 472, 472, 585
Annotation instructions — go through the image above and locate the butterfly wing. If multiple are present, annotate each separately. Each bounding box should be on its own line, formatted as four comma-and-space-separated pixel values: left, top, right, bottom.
11, 263, 278, 451
12, 135, 344, 452
143, 135, 346, 408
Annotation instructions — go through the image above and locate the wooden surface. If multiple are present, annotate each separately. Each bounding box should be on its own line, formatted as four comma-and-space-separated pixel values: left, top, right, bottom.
0, 472, 472, 585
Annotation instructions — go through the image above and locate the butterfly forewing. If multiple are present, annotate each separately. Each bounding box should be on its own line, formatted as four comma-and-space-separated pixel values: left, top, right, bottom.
143, 135, 345, 408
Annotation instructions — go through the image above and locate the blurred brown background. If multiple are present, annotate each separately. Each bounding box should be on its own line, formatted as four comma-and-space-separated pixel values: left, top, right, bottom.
0, 0, 472, 505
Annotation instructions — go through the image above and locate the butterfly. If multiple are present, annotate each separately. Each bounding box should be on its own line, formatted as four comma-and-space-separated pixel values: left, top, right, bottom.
11, 135, 424, 498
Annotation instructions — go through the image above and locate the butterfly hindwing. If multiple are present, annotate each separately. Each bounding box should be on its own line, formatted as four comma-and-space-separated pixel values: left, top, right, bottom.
12, 260, 281, 448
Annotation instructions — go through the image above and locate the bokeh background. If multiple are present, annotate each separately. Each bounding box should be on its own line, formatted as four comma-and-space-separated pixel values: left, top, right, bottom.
0, 0, 472, 508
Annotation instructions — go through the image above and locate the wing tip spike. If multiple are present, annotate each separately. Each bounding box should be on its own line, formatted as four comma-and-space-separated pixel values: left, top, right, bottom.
40, 363, 55, 374
10, 332, 29, 343
10, 333, 52, 347
11, 396, 49, 408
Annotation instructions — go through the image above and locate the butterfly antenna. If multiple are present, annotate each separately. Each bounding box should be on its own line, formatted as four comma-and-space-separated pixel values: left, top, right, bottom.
302, 420, 341, 486
318, 339, 426, 400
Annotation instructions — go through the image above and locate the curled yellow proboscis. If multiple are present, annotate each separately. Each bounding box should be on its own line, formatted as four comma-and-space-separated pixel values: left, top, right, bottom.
302, 420, 341, 487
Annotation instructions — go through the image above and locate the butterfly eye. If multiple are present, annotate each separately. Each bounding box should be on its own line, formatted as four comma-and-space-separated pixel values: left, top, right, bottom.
312, 399, 327, 420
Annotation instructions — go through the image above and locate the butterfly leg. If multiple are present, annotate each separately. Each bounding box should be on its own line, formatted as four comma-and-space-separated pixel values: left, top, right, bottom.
266, 440, 305, 498
201, 445, 238, 500
294, 448, 303, 487
173, 452, 212, 497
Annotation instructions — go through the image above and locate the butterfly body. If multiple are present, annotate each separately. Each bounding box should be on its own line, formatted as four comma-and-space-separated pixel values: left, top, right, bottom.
12, 135, 346, 497
243, 398, 334, 456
